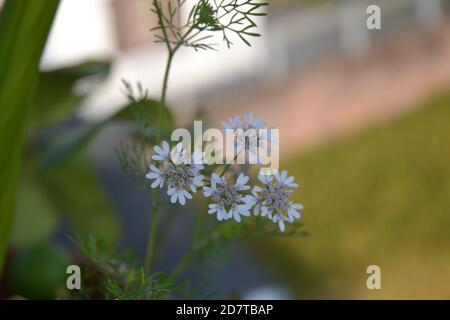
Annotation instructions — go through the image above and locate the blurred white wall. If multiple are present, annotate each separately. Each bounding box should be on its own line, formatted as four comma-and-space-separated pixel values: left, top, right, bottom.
41, 0, 117, 70
39, 0, 267, 121
37, 0, 447, 122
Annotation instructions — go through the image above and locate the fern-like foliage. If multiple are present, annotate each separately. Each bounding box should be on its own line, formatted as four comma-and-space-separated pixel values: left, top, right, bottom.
151, 0, 268, 51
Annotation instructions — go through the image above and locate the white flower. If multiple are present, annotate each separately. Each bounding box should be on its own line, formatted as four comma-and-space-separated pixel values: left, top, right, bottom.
244, 113, 265, 129
250, 170, 303, 232
145, 165, 165, 188
222, 116, 242, 130
222, 113, 265, 131
203, 173, 253, 222
207, 201, 228, 221
152, 141, 170, 161
170, 142, 191, 164
222, 114, 275, 164
275, 170, 298, 188
145, 141, 204, 205
273, 214, 290, 233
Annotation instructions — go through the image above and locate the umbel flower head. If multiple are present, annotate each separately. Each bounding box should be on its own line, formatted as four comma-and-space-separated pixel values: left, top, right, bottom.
146, 141, 204, 205
250, 171, 303, 232
203, 173, 254, 222
222, 113, 276, 164
222, 113, 265, 131
144, 114, 303, 233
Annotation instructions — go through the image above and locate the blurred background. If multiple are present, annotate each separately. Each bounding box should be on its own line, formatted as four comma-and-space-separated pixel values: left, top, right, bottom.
1, 0, 450, 299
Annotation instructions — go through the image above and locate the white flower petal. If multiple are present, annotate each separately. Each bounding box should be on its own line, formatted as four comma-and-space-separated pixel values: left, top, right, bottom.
254, 204, 260, 216
236, 173, 249, 186
154, 145, 162, 155
233, 210, 241, 223
178, 192, 186, 205
203, 187, 213, 197
183, 190, 192, 199
292, 203, 304, 210
219, 209, 228, 221
145, 172, 159, 179
167, 187, 176, 196
261, 207, 269, 217
254, 119, 265, 128
152, 155, 166, 161
288, 208, 301, 220
238, 205, 250, 216
162, 141, 170, 154
258, 173, 272, 184
149, 165, 161, 173
151, 178, 162, 189
284, 176, 294, 185
211, 173, 222, 186
193, 175, 204, 187
278, 219, 285, 232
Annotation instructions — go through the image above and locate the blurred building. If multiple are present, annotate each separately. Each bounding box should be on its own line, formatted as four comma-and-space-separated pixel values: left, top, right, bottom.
37, 0, 450, 154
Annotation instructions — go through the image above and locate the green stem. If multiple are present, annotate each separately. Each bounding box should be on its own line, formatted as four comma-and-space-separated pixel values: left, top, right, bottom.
171, 250, 194, 280
171, 231, 220, 279
220, 163, 231, 177
156, 52, 173, 143
170, 157, 236, 274
144, 193, 161, 274
144, 1, 196, 275
220, 154, 239, 177
144, 53, 173, 274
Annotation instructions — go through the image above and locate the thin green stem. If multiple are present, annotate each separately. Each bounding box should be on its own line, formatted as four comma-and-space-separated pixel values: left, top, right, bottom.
145, 0, 174, 275
171, 250, 194, 280
171, 231, 220, 279
220, 154, 239, 177
144, 193, 161, 273
144, 53, 172, 274
145, 1, 198, 275
219, 163, 231, 177
156, 51, 174, 143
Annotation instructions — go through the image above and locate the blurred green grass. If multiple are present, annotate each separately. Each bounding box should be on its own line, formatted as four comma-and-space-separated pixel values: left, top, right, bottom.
256, 90, 450, 299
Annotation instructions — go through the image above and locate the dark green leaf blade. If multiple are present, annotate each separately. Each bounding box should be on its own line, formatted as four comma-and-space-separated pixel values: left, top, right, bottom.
0, 0, 60, 274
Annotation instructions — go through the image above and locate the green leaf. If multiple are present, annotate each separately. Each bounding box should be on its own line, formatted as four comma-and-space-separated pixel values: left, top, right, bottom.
38, 153, 119, 244
0, 0, 60, 274
10, 243, 69, 299
115, 98, 173, 127
10, 175, 58, 248
39, 96, 173, 170
30, 61, 110, 131
40, 121, 106, 170
114, 98, 174, 143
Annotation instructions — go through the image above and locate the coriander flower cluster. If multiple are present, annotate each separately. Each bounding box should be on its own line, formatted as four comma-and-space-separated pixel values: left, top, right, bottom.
145, 141, 204, 205
145, 114, 303, 232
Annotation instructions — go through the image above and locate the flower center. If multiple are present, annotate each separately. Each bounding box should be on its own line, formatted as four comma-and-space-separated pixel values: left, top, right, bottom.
263, 183, 291, 214
212, 183, 241, 209
165, 164, 196, 190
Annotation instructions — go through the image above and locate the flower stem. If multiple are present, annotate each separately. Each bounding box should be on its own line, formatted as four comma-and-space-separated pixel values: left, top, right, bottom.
144, 192, 160, 274
144, 53, 173, 274
220, 154, 239, 177
144, 1, 175, 275
144, 0, 196, 274
171, 250, 194, 280
171, 231, 220, 279
156, 51, 173, 143
219, 163, 231, 177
